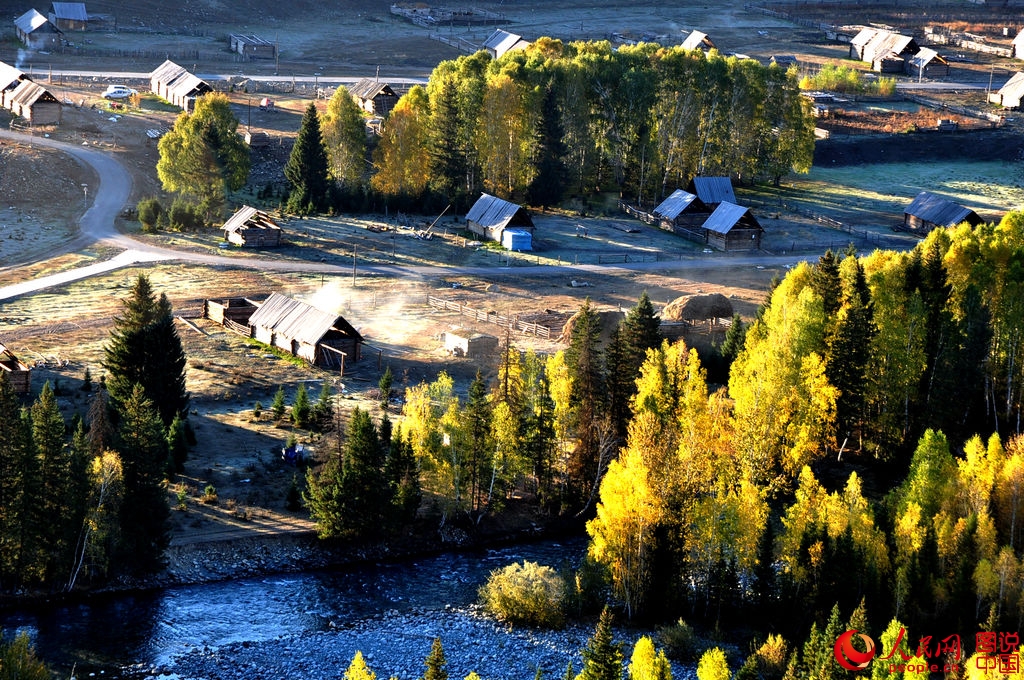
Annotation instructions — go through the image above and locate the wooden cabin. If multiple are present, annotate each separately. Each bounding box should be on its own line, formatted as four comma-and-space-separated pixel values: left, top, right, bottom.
7, 81, 62, 125
222, 206, 282, 247
442, 331, 498, 358
651, 189, 711, 238
247, 293, 363, 370
903, 191, 982, 233
483, 29, 530, 59
700, 202, 763, 251
906, 48, 949, 79
688, 176, 736, 208
14, 9, 62, 50
204, 297, 259, 327
0, 344, 31, 394
466, 193, 534, 245
348, 78, 399, 117
149, 60, 212, 113
48, 2, 88, 31
229, 34, 277, 60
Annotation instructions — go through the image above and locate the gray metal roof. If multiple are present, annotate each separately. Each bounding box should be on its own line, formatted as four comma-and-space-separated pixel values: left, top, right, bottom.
702, 202, 761, 235
652, 189, 705, 220
689, 176, 736, 205
150, 60, 187, 85
0, 62, 27, 90
348, 78, 396, 100
50, 2, 87, 21
681, 30, 714, 51
905, 191, 980, 228
483, 29, 526, 56
249, 293, 362, 346
466, 193, 533, 231
222, 206, 280, 234
15, 9, 52, 34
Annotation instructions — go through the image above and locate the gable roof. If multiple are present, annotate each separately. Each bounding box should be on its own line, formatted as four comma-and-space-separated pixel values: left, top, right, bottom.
850, 28, 879, 49
222, 206, 280, 234
249, 293, 362, 346
50, 2, 87, 20
863, 30, 917, 62
348, 78, 396, 101
682, 30, 714, 51
652, 189, 707, 220
0, 62, 27, 90
702, 202, 762, 235
907, 47, 946, 70
150, 59, 187, 84
15, 9, 53, 34
466, 193, 533, 230
998, 72, 1024, 101
689, 176, 736, 205
905, 191, 980, 228
1014, 29, 1024, 47
8, 80, 58, 108
484, 29, 527, 56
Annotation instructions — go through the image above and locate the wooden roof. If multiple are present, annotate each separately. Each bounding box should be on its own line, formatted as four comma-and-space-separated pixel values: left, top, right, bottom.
249, 293, 362, 346
222, 206, 281, 234
8, 80, 59, 108
652, 189, 707, 220
348, 78, 396, 100
862, 30, 917, 62
50, 2, 87, 20
466, 193, 533, 231
905, 191, 981, 228
0, 344, 30, 372
702, 202, 762, 235
689, 176, 736, 205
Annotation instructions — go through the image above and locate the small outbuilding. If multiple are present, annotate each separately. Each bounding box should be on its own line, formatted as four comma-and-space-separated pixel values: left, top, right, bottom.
906, 48, 949, 79
903, 191, 983, 233
442, 330, 498, 358
989, 72, 1024, 109
0, 344, 31, 394
7, 80, 61, 125
483, 29, 530, 59
700, 202, 763, 251
149, 60, 213, 113
247, 293, 363, 370
222, 206, 282, 247
348, 78, 399, 117
229, 33, 277, 60
48, 2, 87, 31
850, 28, 919, 72
682, 30, 715, 51
204, 297, 259, 327
688, 176, 736, 207
501, 228, 533, 252
14, 9, 62, 50
466, 193, 535, 244
652, 189, 711, 236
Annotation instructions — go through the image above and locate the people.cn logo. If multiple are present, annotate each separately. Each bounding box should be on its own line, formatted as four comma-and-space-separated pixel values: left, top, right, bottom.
834, 630, 877, 671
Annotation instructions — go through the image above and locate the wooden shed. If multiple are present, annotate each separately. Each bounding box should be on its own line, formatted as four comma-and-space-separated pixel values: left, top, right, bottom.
700, 202, 763, 251
466, 193, 534, 243
7, 81, 62, 125
14, 9, 62, 50
688, 176, 736, 207
247, 293, 363, 370
204, 297, 259, 328
903, 191, 983, 233
48, 2, 88, 31
682, 30, 715, 51
483, 29, 530, 59
906, 48, 949, 79
0, 344, 31, 394
222, 205, 282, 247
348, 78, 399, 117
651, 189, 710, 236
0, 62, 31, 110
989, 72, 1024, 109
149, 60, 212, 113
442, 331, 498, 358
850, 28, 918, 71
229, 34, 277, 60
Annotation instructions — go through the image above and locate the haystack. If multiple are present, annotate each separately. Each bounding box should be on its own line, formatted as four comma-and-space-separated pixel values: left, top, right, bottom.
558, 309, 624, 345
662, 293, 733, 322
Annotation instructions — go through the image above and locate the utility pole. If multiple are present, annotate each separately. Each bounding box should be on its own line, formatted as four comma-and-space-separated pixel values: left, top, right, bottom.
352, 244, 357, 288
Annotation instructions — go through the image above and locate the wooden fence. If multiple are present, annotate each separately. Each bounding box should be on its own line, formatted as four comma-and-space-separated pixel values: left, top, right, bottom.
427, 296, 552, 339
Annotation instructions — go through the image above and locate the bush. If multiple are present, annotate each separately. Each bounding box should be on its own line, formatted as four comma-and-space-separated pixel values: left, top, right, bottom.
202, 484, 218, 504
167, 198, 204, 231
0, 632, 51, 680
137, 197, 164, 233
657, 619, 698, 661
479, 560, 566, 629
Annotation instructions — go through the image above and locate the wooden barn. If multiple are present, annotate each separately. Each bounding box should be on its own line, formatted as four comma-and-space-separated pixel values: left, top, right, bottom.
989, 72, 1024, 109
0, 344, 31, 394
229, 33, 277, 60
149, 60, 213, 113
14, 9, 62, 50
247, 293, 363, 370
688, 176, 736, 207
483, 29, 530, 59
651, 189, 710, 235
849, 28, 919, 72
682, 30, 715, 51
903, 191, 983, 233
700, 202, 763, 251
0, 62, 31, 110
48, 2, 88, 31
442, 330, 499, 358
466, 193, 535, 245
7, 80, 61, 125
222, 205, 282, 247
906, 48, 949, 79
348, 78, 399, 117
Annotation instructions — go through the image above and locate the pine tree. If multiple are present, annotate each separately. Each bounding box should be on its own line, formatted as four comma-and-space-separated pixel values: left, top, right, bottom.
292, 383, 311, 429
386, 426, 421, 526
424, 637, 448, 680
167, 414, 188, 474
719, 314, 747, 375
0, 372, 29, 589
463, 371, 492, 515
314, 381, 334, 428
429, 79, 466, 199
271, 385, 286, 420
284, 102, 331, 214
580, 607, 624, 680
565, 299, 606, 504
622, 292, 662, 368
812, 250, 841, 319
116, 384, 170, 574
379, 366, 394, 411
527, 82, 568, 208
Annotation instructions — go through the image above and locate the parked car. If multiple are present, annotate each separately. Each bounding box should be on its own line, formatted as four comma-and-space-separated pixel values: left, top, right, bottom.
102, 85, 138, 99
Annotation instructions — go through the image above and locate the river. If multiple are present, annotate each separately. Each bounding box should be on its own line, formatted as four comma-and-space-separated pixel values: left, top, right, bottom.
0, 538, 625, 679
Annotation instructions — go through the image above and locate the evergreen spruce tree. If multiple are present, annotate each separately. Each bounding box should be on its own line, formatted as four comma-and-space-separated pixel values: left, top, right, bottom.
0, 373, 28, 589
314, 380, 334, 427
14, 409, 41, 586
116, 384, 170, 574
429, 80, 466, 200
292, 383, 311, 429
527, 83, 568, 208
622, 292, 662, 366
386, 426, 421, 527
580, 607, 624, 680
284, 102, 331, 214
719, 314, 747, 375
565, 299, 606, 504
812, 250, 841, 319
463, 371, 492, 515
167, 414, 188, 474
379, 365, 394, 411
86, 387, 114, 455
424, 637, 448, 680
271, 385, 286, 420
605, 325, 633, 440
